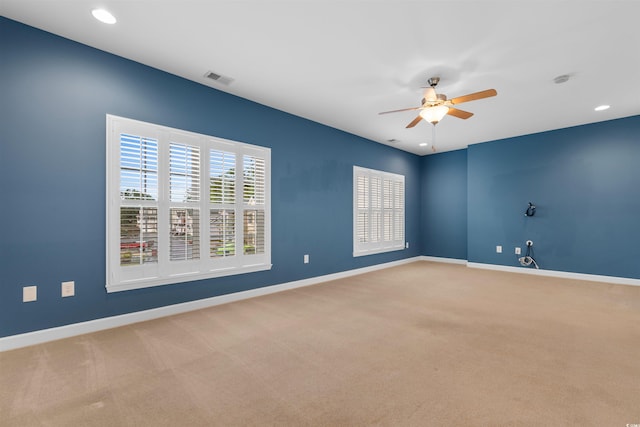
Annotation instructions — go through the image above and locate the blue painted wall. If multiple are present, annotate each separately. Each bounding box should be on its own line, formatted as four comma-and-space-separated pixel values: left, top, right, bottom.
467, 116, 640, 278
420, 149, 467, 259
0, 18, 421, 337
2, 17, 638, 339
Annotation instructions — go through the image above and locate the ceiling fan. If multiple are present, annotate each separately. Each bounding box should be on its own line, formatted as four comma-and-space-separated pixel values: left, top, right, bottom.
379, 77, 497, 127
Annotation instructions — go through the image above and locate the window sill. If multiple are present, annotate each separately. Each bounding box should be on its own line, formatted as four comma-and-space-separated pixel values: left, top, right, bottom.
353, 245, 404, 258
106, 263, 272, 293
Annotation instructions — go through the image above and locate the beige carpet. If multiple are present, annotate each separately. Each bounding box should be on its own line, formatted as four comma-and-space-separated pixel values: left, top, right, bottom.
1, 262, 639, 426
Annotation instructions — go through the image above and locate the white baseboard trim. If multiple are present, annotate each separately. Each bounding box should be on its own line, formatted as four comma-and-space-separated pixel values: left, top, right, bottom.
419, 256, 468, 265
0, 257, 420, 352
467, 262, 640, 287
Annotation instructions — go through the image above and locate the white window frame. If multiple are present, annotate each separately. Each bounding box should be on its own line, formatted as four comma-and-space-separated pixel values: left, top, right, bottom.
106, 115, 271, 293
353, 166, 405, 257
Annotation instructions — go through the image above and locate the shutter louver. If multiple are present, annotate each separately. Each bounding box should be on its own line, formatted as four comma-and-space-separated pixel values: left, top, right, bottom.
383, 179, 393, 242
169, 143, 201, 262
210, 150, 236, 204
243, 155, 266, 256
120, 207, 158, 266
357, 176, 369, 209
383, 179, 393, 209
119, 132, 159, 266
383, 211, 393, 242
356, 175, 369, 243
170, 208, 200, 261
120, 133, 158, 200
209, 149, 237, 258
210, 209, 235, 257
371, 177, 382, 243
394, 181, 404, 241
244, 210, 265, 255
170, 143, 200, 202
243, 156, 265, 205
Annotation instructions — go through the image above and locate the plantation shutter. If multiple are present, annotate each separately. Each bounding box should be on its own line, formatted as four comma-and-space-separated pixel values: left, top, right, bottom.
120, 133, 159, 201
356, 174, 369, 244
169, 142, 201, 261
243, 155, 266, 255
119, 133, 159, 267
394, 180, 405, 242
107, 115, 271, 292
353, 166, 405, 257
209, 150, 236, 257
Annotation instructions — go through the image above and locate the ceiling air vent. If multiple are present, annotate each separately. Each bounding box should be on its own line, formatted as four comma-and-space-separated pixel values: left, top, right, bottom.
204, 70, 234, 86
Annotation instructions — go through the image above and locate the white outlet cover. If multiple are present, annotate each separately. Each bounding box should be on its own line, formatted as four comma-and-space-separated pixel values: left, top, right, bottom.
23, 285, 37, 302
62, 281, 75, 297
496, 245, 503, 253
515, 247, 521, 255
303, 254, 309, 264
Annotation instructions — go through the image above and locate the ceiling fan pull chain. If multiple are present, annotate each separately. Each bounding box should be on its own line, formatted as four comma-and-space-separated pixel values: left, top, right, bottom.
432, 124, 437, 152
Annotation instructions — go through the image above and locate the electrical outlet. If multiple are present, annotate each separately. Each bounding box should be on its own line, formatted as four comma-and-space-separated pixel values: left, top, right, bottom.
515, 247, 521, 255
62, 281, 75, 297
405, 242, 409, 249
496, 245, 502, 253
23, 286, 37, 302
304, 254, 309, 264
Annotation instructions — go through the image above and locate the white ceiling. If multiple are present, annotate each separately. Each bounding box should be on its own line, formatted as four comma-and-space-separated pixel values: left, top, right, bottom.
2, 1, 639, 155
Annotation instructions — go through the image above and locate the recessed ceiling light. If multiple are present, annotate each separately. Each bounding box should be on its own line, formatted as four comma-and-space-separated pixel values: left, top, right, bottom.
594, 105, 610, 111
92, 9, 117, 24
419, 143, 428, 147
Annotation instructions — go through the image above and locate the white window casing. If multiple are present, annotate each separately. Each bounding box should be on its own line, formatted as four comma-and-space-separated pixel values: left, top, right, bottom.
353, 166, 405, 257
107, 115, 271, 292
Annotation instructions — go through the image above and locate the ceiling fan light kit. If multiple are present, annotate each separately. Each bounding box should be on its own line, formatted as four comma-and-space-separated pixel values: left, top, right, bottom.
419, 105, 449, 125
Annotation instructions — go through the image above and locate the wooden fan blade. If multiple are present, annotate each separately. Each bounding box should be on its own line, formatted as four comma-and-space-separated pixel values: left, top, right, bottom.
406, 115, 423, 128
450, 89, 497, 105
379, 106, 421, 115
447, 107, 474, 119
